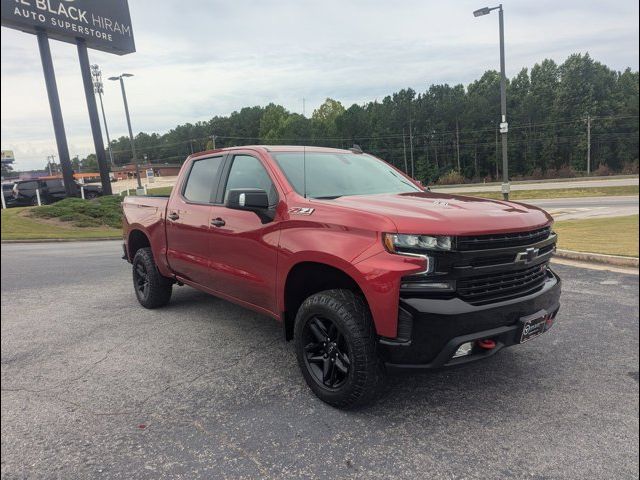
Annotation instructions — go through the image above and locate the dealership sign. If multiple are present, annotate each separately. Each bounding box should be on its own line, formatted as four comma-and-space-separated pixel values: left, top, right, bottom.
1, 0, 135, 55
1, 150, 15, 162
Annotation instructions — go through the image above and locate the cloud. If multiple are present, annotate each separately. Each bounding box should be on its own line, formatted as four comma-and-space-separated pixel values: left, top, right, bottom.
1, 0, 638, 170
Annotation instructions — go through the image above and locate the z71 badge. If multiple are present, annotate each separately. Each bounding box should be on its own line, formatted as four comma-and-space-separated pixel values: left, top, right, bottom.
289, 207, 315, 216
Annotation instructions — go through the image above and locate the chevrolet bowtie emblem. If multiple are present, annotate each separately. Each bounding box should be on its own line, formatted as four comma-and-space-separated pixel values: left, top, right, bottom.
515, 247, 540, 264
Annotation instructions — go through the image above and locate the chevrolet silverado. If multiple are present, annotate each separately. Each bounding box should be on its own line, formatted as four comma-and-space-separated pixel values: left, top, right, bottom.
122, 146, 561, 408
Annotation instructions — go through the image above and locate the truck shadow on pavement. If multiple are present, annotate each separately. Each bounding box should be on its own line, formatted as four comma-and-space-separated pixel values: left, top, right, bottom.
161, 286, 564, 419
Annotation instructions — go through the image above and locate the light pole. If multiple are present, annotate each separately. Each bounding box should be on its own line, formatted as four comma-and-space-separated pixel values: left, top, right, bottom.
109, 73, 143, 190
91, 65, 115, 168
474, 4, 510, 200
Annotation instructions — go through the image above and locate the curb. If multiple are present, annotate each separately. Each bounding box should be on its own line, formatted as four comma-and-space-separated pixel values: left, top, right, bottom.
555, 249, 639, 268
432, 174, 639, 189
1, 237, 120, 244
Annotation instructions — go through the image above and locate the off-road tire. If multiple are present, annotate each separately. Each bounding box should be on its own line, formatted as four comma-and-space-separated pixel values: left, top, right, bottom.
132, 247, 173, 308
294, 289, 385, 409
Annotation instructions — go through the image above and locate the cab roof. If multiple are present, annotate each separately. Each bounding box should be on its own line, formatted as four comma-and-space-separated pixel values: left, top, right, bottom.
189, 145, 354, 160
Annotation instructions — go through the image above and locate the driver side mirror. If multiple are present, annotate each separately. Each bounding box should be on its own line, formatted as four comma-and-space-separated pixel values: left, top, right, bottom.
226, 188, 269, 210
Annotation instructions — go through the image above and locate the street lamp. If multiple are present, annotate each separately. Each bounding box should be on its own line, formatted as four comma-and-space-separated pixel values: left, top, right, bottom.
108, 73, 142, 190
91, 65, 115, 168
474, 4, 510, 200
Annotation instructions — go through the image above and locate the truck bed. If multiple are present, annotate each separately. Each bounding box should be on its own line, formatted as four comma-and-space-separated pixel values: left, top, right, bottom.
122, 195, 168, 229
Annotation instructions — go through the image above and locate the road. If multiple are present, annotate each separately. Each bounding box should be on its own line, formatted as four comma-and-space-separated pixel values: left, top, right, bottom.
431, 176, 638, 193
1, 241, 638, 479
525, 195, 639, 220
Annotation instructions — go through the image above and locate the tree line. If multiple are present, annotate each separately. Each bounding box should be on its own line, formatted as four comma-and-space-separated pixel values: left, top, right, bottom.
102, 53, 638, 183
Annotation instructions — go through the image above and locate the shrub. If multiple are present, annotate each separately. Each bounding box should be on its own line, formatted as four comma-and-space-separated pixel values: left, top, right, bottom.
556, 165, 577, 178
621, 161, 639, 175
529, 168, 545, 180
28, 195, 123, 229
436, 170, 466, 185
594, 163, 612, 176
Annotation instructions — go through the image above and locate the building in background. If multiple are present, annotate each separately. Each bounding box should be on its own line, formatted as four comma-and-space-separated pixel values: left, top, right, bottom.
112, 163, 181, 180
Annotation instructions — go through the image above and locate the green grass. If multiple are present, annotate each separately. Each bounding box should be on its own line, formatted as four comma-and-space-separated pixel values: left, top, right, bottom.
554, 215, 639, 257
458, 185, 638, 200
1, 206, 121, 240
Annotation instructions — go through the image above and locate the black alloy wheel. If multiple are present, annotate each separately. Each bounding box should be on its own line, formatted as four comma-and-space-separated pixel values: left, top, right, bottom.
302, 316, 351, 389
133, 261, 149, 298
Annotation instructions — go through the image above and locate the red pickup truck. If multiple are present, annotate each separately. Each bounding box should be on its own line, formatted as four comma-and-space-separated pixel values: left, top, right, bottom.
122, 146, 561, 408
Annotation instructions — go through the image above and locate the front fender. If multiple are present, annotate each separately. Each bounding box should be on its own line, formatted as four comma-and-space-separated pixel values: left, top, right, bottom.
277, 227, 425, 338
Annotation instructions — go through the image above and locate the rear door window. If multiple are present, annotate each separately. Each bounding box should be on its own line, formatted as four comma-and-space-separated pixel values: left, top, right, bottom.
182, 156, 225, 203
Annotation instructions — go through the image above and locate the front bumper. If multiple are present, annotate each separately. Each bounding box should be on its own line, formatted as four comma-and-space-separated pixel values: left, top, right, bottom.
380, 269, 561, 370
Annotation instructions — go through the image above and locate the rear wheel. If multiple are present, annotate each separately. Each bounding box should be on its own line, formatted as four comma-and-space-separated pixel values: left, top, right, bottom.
132, 247, 173, 308
294, 289, 385, 409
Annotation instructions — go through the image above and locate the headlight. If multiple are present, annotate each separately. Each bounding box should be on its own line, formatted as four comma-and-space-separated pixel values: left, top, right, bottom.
383, 233, 452, 254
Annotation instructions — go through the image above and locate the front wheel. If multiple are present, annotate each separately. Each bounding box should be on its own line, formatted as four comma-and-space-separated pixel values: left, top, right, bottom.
132, 247, 173, 308
294, 289, 385, 409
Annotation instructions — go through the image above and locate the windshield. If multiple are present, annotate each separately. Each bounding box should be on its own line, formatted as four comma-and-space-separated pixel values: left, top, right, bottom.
272, 152, 420, 198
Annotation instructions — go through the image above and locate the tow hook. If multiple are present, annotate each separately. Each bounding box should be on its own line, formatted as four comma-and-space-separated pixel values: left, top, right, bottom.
477, 338, 497, 350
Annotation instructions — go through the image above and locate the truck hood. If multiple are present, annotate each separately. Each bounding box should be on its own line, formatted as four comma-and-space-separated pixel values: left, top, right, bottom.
328, 191, 553, 235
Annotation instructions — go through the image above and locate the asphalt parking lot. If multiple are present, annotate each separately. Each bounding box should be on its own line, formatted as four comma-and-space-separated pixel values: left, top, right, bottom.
1, 241, 638, 479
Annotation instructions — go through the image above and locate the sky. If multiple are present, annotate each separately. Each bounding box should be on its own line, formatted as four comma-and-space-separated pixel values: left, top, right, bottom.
1, 0, 638, 171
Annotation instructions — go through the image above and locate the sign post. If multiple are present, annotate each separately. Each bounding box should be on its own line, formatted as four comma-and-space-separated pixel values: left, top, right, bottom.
77, 38, 112, 195
36, 29, 76, 196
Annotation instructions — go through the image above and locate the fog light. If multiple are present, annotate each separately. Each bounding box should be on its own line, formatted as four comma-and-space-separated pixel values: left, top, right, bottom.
453, 341, 474, 358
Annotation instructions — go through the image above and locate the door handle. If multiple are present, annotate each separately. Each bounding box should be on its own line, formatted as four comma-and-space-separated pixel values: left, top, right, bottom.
211, 217, 226, 227
168, 212, 180, 221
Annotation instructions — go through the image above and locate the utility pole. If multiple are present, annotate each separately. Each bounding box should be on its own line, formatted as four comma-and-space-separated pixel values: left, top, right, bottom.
495, 124, 499, 178
409, 118, 415, 178
474, 144, 478, 176
211, 134, 216, 149
586, 114, 591, 175
402, 128, 408, 173
455, 120, 461, 171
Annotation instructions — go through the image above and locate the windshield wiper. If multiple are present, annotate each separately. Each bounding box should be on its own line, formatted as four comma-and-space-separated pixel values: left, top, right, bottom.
388, 170, 420, 189
313, 195, 342, 200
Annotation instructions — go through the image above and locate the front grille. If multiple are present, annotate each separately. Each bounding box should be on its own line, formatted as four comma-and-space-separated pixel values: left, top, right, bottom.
457, 227, 551, 251
458, 263, 549, 305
